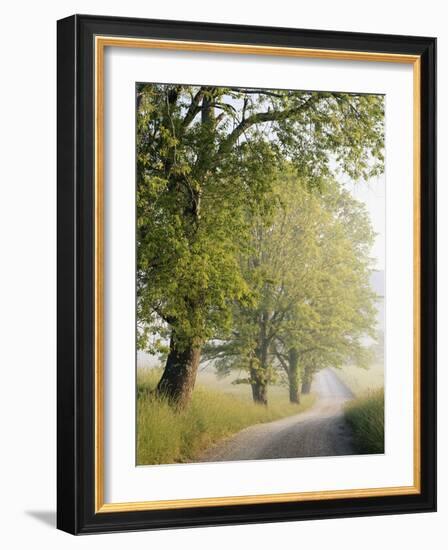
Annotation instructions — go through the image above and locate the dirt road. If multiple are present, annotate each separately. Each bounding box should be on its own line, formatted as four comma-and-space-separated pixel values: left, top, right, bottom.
198, 368, 355, 462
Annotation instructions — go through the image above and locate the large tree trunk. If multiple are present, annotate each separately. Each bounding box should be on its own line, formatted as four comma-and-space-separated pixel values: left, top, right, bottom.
287, 348, 300, 404
249, 314, 270, 405
249, 352, 268, 406
301, 365, 313, 394
156, 334, 201, 408
251, 380, 268, 405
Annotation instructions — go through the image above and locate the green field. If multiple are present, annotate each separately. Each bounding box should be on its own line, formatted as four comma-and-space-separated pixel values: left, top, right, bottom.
137, 367, 315, 465
196, 365, 297, 400
336, 362, 384, 396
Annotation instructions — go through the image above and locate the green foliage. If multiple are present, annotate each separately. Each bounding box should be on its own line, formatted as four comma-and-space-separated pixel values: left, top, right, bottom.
137, 368, 315, 465
136, 85, 384, 356
207, 167, 378, 392
345, 388, 385, 454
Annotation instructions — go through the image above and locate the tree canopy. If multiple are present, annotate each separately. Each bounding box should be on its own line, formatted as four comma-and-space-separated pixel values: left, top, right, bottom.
136, 84, 384, 406
204, 167, 377, 403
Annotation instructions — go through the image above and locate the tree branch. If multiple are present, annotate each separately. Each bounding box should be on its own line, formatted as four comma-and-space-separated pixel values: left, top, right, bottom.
272, 343, 289, 374
181, 87, 205, 129
217, 95, 317, 159
228, 88, 285, 99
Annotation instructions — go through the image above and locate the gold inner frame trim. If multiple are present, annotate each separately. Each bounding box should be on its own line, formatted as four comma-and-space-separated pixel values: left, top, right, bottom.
94, 35, 421, 513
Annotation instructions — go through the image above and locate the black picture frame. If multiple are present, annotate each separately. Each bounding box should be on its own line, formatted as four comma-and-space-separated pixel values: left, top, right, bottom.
57, 14, 436, 535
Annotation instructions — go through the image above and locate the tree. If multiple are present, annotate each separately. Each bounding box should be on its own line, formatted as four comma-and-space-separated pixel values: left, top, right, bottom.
273, 177, 378, 401
136, 84, 384, 407
208, 171, 377, 405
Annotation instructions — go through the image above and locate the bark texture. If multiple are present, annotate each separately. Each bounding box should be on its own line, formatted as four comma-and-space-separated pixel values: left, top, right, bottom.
249, 315, 270, 405
301, 365, 313, 394
287, 348, 301, 404
249, 356, 269, 406
156, 335, 201, 408
250, 378, 268, 405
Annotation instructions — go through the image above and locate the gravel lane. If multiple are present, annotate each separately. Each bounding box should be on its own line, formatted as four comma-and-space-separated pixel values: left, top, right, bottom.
197, 368, 355, 462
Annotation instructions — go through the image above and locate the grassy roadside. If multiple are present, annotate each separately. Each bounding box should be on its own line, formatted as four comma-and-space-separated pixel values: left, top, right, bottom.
137, 368, 315, 465
335, 363, 384, 395
345, 388, 384, 454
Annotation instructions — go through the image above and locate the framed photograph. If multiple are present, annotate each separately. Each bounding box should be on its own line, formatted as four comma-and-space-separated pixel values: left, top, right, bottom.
57, 14, 436, 534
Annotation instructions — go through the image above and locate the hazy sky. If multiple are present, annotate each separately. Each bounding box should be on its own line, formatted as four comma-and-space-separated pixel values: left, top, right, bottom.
342, 174, 386, 272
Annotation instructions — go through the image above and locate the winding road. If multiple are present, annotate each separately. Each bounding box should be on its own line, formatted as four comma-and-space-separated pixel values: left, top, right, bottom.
198, 368, 355, 462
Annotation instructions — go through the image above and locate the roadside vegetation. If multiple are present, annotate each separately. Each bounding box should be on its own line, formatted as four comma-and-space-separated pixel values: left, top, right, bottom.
137, 368, 315, 465
336, 362, 384, 395
345, 388, 384, 454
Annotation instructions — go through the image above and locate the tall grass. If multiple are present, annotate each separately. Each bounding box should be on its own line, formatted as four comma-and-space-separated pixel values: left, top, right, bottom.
137, 368, 315, 465
336, 363, 384, 396
345, 388, 384, 454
